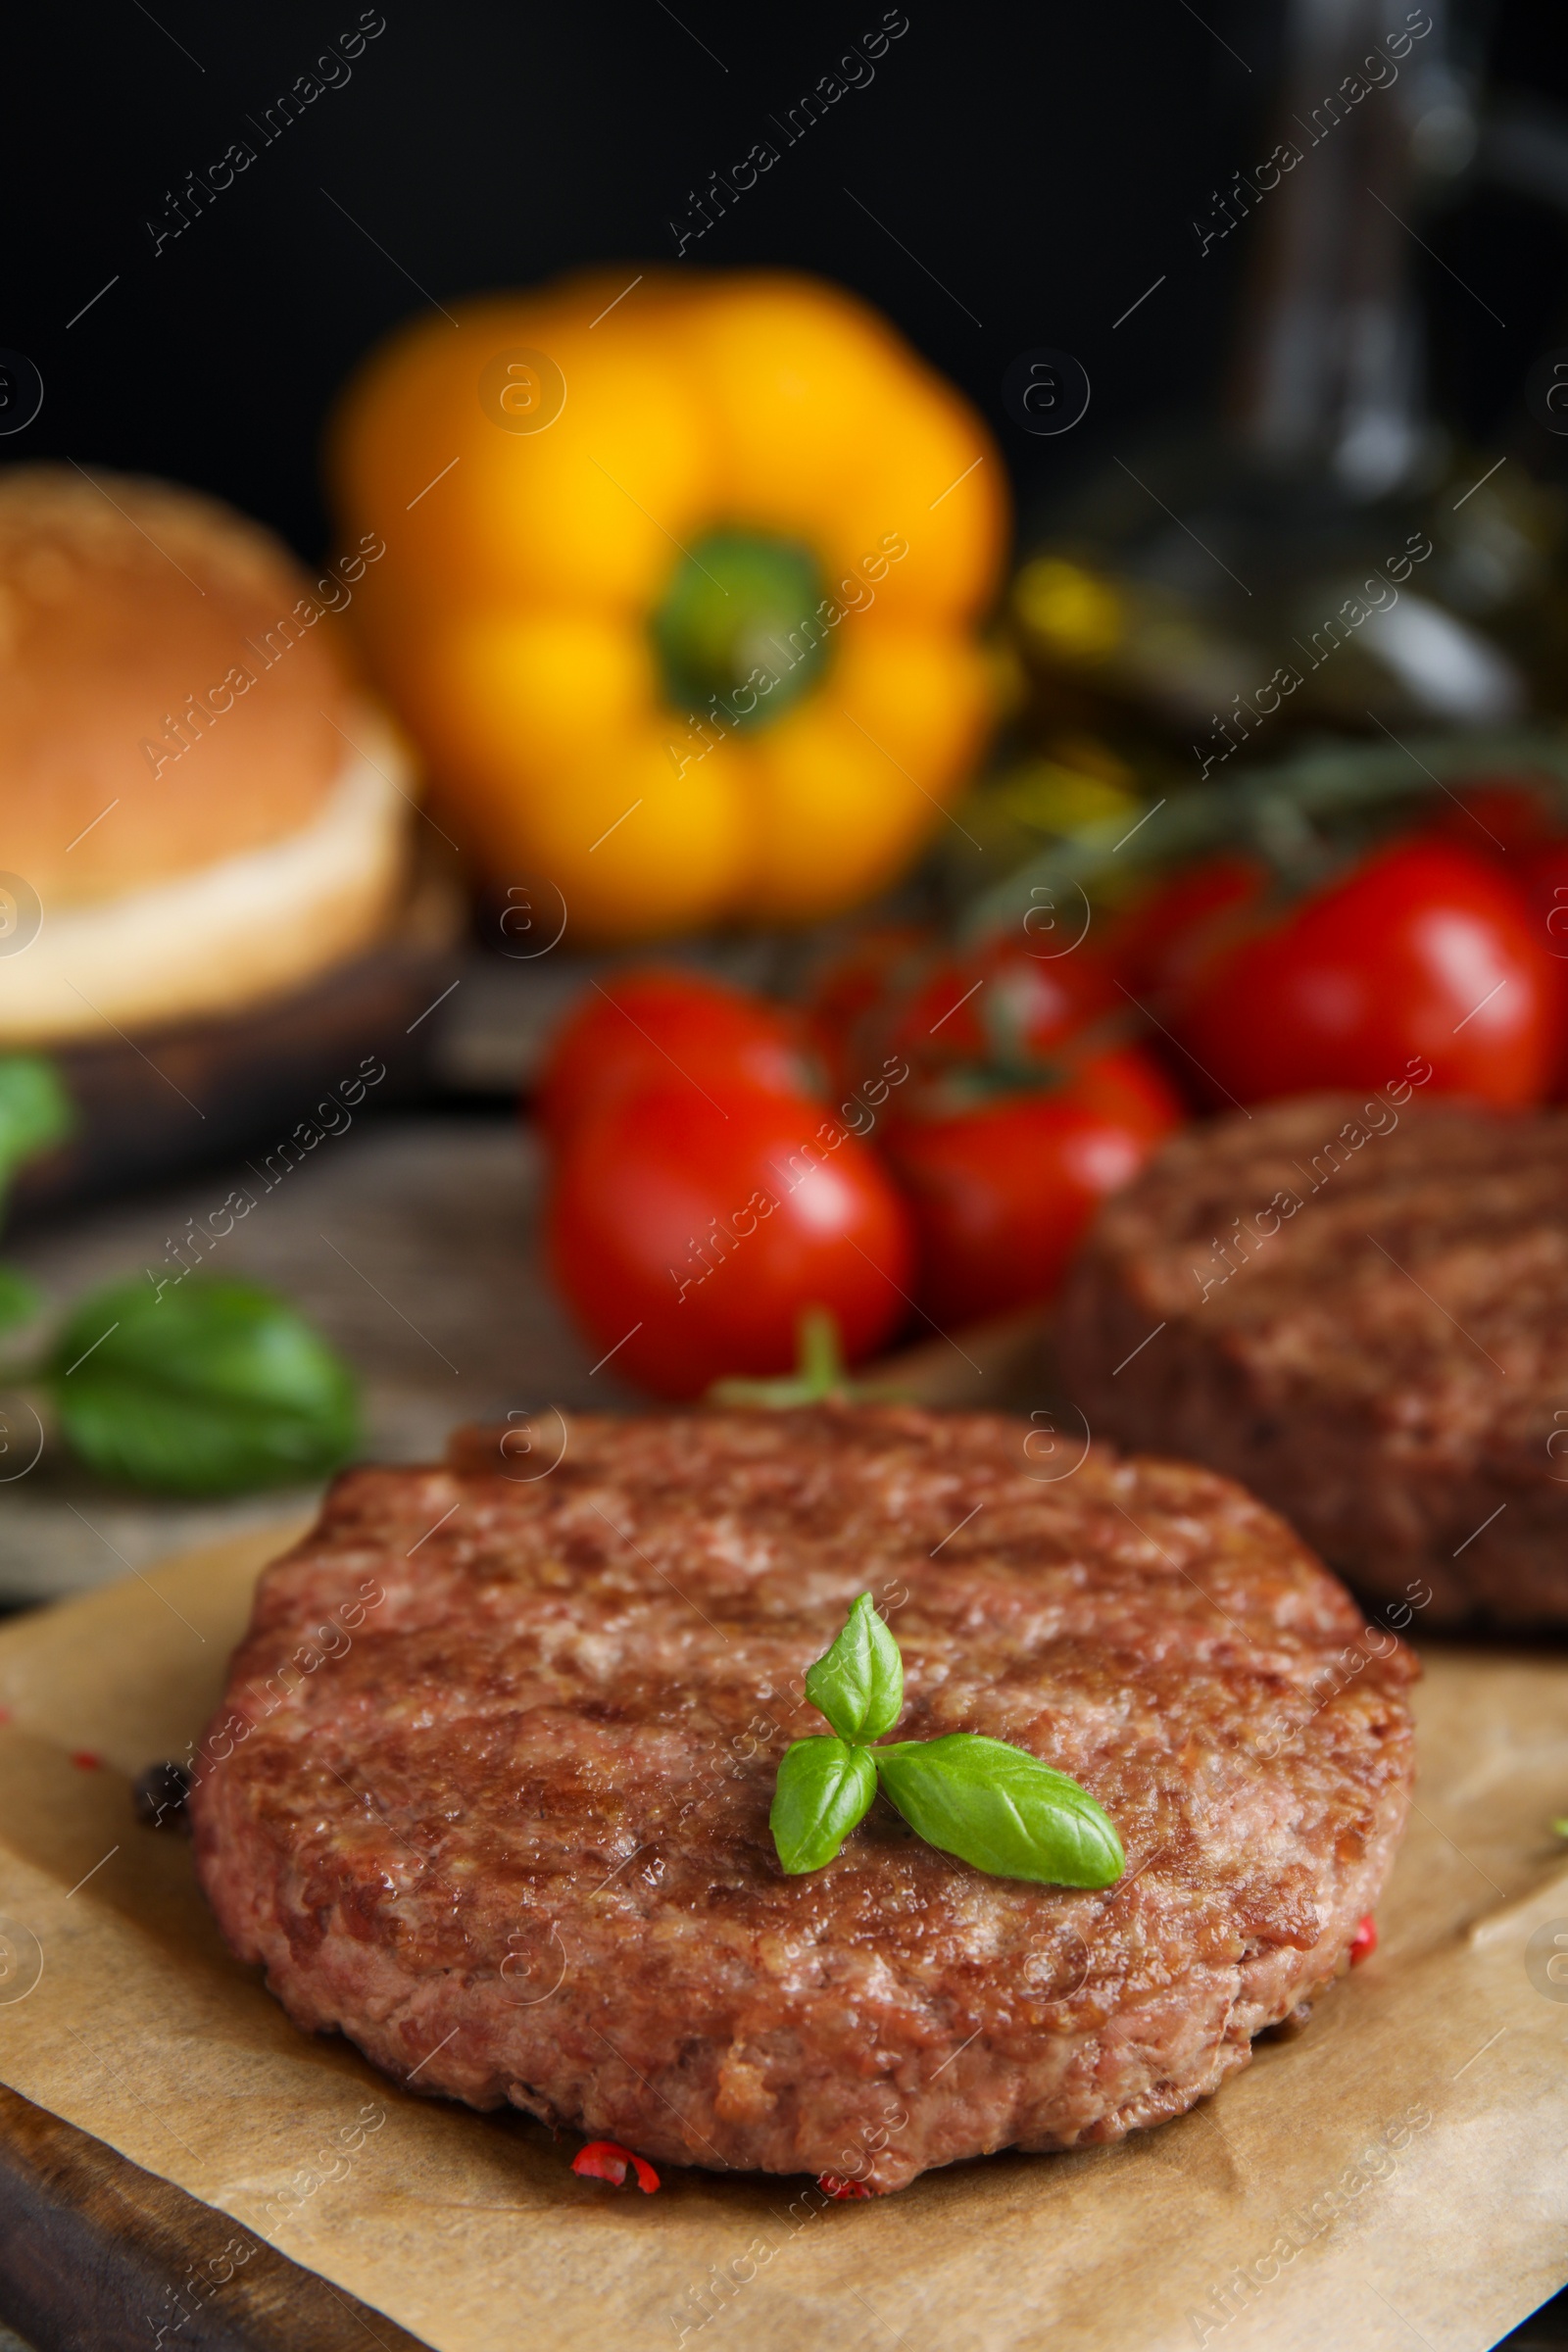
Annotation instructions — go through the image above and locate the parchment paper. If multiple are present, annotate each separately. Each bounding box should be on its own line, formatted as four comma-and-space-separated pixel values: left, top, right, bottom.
0, 1527, 1563, 2352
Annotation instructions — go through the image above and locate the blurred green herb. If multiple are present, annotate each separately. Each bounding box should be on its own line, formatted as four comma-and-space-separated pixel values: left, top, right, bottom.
40, 1278, 360, 1496
0, 1057, 359, 1494
0, 1054, 72, 1335
0, 1057, 73, 1319
0, 1055, 74, 1198
0, 1264, 42, 1338
769, 1593, 1125, 1887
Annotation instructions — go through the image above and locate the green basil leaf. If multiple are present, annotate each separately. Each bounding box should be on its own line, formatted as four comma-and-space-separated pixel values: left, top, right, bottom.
769, 1736, 877, 1875
805, 1591, 904, 1743
0, 1264, 41, 1336
0, 1056, 73, 1207
874, 1734, 1124, 1888
47, 1276, 360, 1496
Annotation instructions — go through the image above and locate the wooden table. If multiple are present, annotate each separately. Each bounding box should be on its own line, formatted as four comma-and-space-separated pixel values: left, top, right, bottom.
3, 1115, 617, 1604
2, 1110, 1041, 1606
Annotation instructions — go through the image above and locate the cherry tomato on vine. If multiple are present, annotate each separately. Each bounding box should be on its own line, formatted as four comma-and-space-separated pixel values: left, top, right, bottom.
883, 1046, 1181, 1325
809, 936, 1116, 1121
1159, 839, 1562, 1109
1110, 855, 1268, 1008
886, 934, 1122, 1074
803, 925, 935, 1095
1513, 841, 1568, 969
535, 967, 815, 1145
1428, 773, 1563, 859
544, 1080, 914, 1397
1414, 774, 1568, 1067
1502, 836, 1568, 1098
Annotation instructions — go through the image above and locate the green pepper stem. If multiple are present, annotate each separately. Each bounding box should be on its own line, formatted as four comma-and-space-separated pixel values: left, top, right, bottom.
650, 529, 829, 732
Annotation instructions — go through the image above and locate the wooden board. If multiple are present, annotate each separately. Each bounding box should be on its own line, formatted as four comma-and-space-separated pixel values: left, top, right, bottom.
0, 2082, 431, 2352
11, 869, 464, 1221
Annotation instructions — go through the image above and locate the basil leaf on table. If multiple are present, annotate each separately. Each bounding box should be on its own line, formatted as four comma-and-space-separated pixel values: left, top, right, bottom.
805, 1590, 904, 1743
46, 1276, 360, 1496
0, 1056, 73, 1203
769, 1737, 878, 1875
873, 1735, 1125, 1889
0, 1265, 41, 1336
0, 1057, 71, 1338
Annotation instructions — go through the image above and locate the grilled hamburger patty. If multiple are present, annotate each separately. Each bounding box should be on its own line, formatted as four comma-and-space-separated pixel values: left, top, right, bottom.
1060, 1093, 1568, 1629
191, 1407, 1414, 2192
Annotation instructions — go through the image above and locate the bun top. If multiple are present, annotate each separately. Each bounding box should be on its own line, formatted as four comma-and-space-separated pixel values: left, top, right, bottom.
0, 465, 363, 907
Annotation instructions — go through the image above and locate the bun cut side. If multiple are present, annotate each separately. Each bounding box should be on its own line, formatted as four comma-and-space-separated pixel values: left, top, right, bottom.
0, 713, 409, 1044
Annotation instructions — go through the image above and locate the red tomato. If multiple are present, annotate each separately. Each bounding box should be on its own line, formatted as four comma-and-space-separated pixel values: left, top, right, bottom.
1110, 855, 1269, 1005
883, 1047, 1182, 1325
1165, 839, 1562, 1109
1508, 836, 1568, 1096
803, 924, 935, 1094
870, 936, 1122, 1090
1428, 774, 1563, 859
808, 927, 1121, 1101
534, 968, 815, 1146
817, 936, 1123, 1119
1513, 838, 1568, 964
545, 1081, 914, 1397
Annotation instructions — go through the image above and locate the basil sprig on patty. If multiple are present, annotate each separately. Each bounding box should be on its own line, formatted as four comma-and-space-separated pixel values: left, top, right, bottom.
770, 1593, 1124, 1887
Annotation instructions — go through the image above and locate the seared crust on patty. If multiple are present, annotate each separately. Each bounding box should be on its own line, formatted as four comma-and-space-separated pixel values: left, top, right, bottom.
1059, 1094, 1568, 1629
191, 1407, 1414, 2192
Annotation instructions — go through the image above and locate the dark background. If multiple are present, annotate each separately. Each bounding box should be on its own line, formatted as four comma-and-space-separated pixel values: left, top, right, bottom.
0, 0, 1562, 569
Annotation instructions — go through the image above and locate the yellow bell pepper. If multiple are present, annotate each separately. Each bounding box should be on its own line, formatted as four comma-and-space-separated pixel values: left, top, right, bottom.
326, 270, 1005, 941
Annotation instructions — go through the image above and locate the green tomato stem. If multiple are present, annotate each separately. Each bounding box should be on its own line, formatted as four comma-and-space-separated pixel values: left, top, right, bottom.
707, 1305, 857, 1408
